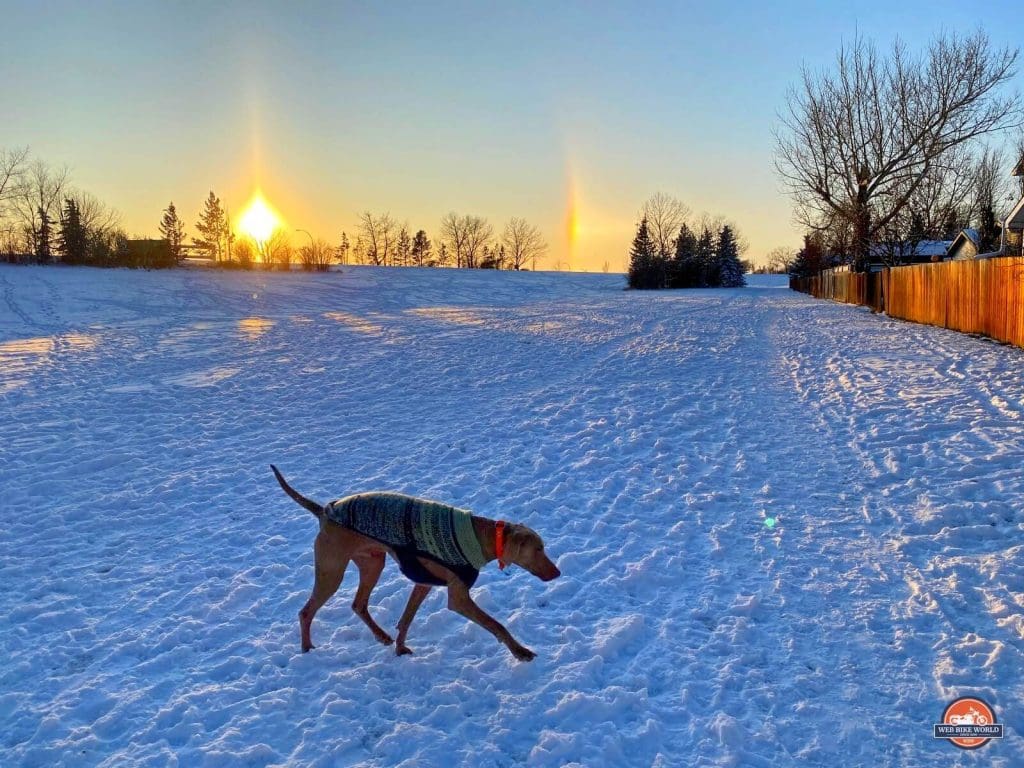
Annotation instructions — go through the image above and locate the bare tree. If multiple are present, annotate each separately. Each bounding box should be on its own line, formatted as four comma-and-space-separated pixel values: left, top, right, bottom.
463, 216, 493, 268
765, 246, 794, 273
775, 31, 1021, 268
502, 217, 547, 270
0, 147, 29, 215
260, 229, 292, 269
440, 212, 493, 268
642, 192, 691, 258
69, 189, 120, 240
357, 211, 397, 266
435, 241, 451, 267
299, 238, 334, 271
439, 212, 468, 268
15, 159, 70, 257
234, 236, 256, 268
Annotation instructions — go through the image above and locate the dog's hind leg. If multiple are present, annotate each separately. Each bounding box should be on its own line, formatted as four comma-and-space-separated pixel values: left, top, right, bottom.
395, 584, 432, 656
351, 552, 393, 645
299, 532, 348, 652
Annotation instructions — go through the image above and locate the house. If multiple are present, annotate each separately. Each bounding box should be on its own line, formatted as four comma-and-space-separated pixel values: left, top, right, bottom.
947, 228, 980, 260
984, 156, 1024, 258
1005, 159, 1024, 256
946, 158, 1024, 260
867, 238, 954, 268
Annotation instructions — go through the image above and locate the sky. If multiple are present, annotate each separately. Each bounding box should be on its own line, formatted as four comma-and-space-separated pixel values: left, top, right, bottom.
2, 0, 1021, 271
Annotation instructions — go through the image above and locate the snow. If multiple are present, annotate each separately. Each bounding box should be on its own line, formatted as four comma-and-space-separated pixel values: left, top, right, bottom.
1, 264, 1022, 766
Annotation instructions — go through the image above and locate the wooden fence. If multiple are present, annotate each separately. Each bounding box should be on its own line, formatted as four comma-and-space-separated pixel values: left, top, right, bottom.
790, 257, 1024, 348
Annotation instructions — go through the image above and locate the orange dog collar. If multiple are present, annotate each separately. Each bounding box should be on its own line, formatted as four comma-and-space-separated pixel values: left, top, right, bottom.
495, 520, 506, 570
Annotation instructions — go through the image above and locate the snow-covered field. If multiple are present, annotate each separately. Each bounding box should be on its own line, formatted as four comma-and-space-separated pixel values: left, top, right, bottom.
1, 264, 1022, 767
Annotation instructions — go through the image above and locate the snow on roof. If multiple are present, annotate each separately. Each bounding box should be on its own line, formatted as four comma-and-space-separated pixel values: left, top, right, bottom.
868, 240, 954, 258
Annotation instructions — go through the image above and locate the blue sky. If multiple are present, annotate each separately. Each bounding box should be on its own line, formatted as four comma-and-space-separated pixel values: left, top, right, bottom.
2, 1, 1021, 269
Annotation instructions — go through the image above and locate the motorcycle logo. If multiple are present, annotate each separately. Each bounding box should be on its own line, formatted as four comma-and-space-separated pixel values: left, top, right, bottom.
933, 697, 1003, 750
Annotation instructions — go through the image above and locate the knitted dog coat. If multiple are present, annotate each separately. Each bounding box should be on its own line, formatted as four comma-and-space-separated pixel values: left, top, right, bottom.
325, 492, 487, 587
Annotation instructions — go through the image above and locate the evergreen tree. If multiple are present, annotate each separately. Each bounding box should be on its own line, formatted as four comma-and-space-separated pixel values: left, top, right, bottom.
194, 191, 227, 261
223, 207, 235, 262
411, 229, 431, 266
396, 226, 411, 267
977, 203, 1000, 253
35, 206, 53, 262
628, 216, 659, 289
337, 232, 350, 264
717, 225, 746, 287
159, 202, 185, 263
669, 223, 699, 288
59, 198, 87, 264
695, 226, 716, 287
789, 233, 826, 277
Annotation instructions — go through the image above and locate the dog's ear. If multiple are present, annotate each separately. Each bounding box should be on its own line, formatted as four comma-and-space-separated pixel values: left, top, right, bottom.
502, 524, 526, 564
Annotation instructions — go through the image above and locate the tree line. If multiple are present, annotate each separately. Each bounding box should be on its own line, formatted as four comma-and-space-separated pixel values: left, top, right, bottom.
172, 199, 550, 272
0, 154, 552, 274
628, 192, 747, 289
0, 148, 169, 267
775, 30, 1024, 273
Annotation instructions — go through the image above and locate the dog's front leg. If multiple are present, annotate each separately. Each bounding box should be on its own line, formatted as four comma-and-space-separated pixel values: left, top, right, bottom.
446, 583, 536, 662
395, 584, 432, 655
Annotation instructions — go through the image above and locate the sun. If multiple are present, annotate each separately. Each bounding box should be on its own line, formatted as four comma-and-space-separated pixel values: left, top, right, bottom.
238, 192, 281, 243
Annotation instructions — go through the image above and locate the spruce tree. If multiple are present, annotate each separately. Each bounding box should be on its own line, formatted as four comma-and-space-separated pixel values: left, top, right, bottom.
194, 191, 226, 261
35, 207, 53, 263
159, 202, 185, 263
59, 198, 87, 264
628, 216, 658, 289
695, 226, 716, 287
669, 223, 699, 288
717, 225, 746, 287
395, 226, 411, 267
977, 203, 1000, 253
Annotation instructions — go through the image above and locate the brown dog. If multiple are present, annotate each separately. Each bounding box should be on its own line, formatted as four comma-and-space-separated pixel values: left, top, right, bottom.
271, 466, 560, 662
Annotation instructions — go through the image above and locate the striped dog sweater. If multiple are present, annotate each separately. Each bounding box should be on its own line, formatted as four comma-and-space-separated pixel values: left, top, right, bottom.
325, 492, 487, 587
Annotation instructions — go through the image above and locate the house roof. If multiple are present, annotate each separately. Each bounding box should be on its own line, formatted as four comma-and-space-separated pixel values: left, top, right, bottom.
1013, 157, 1024, 177
911, 240, 955, 257
867, 239, 954, 261
949, 228, 980, 251
1007, 195, 1024, 231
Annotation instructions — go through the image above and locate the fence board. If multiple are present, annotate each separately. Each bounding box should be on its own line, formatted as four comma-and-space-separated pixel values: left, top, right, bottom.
789, 257, 1024, 349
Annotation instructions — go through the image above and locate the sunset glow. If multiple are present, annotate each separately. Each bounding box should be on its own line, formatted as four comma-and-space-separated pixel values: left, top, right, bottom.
238, 193, 281, 243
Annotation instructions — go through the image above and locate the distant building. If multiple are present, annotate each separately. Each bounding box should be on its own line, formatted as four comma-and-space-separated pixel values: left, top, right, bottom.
947, 228, 980, 261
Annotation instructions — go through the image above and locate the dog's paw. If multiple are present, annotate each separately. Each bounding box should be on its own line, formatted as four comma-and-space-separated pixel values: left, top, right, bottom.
511, 645, 536, 662
396, 644, 414, 656
375, 631, 394, 646
302, 643, 315, 653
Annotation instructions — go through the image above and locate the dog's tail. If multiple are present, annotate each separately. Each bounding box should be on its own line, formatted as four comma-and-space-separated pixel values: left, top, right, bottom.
270, 465, 324, 518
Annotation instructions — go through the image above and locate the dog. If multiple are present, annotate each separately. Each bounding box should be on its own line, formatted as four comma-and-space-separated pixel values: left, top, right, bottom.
271, 466, 560, 661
